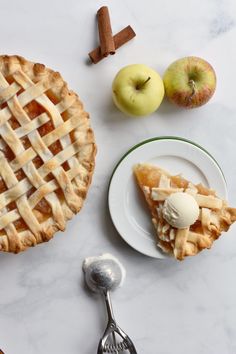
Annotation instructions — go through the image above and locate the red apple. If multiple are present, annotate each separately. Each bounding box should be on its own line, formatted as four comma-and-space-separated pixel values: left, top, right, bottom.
163, 56, 216, 108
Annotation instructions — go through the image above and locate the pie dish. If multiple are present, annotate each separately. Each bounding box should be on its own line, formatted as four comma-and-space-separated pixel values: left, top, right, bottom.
134, 163, 236, 260
0, 55, 96, 253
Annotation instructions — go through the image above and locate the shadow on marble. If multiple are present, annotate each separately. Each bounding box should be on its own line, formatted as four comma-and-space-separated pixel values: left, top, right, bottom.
80, 272, 107, 332
102, 99, 131, 123
156, 96, 185, 116
97, 182, 146, 261
85, 57, 93, 66
99, 92, 188, 126
0, 253, 16, 261
84, 12, 99, 66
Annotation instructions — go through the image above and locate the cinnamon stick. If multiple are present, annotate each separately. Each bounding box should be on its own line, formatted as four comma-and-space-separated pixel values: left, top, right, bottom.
89, 25, 136, 64
97, 6, 115, 57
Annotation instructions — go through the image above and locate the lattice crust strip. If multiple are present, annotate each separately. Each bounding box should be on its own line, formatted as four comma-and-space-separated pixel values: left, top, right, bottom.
0, 55, 96, 253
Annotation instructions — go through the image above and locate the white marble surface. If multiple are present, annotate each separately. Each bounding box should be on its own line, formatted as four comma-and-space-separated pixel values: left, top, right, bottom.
0, 0, 236, 353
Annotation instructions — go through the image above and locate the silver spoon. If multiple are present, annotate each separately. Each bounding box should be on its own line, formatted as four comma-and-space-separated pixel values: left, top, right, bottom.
83, 254, 137, 353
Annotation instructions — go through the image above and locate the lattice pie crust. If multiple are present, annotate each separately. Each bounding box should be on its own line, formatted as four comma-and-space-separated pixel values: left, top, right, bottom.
134, 163, 236, 260
0, 55, 96, 253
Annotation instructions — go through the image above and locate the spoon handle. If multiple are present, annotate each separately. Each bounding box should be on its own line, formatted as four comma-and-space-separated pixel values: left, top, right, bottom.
97, 290, 138, 353
104, 290, 116, 324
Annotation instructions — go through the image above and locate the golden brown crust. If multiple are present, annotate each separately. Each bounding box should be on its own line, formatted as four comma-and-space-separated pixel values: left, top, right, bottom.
0, 55, 96, 253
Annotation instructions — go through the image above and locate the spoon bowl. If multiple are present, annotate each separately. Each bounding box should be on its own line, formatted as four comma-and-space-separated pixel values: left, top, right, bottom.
85, 258, 123, 293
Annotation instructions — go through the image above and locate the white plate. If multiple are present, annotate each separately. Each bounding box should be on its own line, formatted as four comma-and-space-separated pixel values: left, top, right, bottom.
108, 137, 227, 259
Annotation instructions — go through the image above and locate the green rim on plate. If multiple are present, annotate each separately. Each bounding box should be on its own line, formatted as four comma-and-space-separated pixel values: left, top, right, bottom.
108, 136, 226, 189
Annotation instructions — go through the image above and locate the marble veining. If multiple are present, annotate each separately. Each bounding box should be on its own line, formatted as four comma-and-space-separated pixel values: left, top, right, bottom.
0, 0, 236, 353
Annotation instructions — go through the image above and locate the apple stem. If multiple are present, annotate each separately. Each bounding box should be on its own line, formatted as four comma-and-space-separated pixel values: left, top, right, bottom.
136, 76, 151, 90
188, 79, 196, 101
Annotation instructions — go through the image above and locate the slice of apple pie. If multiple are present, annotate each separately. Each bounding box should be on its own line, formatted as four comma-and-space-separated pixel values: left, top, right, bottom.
134, 163, 236, 260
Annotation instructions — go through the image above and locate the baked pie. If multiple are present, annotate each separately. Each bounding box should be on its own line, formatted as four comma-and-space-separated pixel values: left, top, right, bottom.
134, 163, 236, 260
0, 55, 96, 253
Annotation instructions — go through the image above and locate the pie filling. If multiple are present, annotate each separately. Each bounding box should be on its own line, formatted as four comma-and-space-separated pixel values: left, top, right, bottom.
0, 99, 62, 233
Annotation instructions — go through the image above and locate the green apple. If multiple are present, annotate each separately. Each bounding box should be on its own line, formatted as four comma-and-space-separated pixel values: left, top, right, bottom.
163, 56, 216, 108
112, 64, 164, 117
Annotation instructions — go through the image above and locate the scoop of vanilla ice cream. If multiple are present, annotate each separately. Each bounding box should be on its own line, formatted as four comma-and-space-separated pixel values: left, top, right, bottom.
162, 192, 199, 229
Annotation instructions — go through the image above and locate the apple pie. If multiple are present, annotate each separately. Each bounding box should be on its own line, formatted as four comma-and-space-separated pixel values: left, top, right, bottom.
134, 163, 236, 260
0, 55, 96, 253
